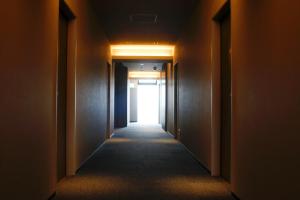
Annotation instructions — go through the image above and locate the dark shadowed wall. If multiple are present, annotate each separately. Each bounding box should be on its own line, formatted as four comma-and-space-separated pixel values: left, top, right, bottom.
0, 0, 111, 199
175, 0, 300, 199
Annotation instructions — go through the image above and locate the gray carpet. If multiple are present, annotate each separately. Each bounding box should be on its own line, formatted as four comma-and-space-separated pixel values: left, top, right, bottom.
55, 124, 234, 200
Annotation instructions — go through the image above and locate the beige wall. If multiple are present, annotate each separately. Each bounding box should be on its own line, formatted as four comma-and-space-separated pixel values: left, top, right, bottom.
0, 0, 111, 199
176, 0, 300, 199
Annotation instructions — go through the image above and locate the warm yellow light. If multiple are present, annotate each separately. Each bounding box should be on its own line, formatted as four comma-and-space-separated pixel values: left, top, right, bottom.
129, 71, 161, 79
111, 45, 174, 57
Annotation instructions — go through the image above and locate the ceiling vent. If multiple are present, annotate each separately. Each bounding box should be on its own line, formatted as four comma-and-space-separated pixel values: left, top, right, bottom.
129, 13, 158, 24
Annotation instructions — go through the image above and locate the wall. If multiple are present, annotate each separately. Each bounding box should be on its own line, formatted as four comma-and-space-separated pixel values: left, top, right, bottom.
129, 80, 138, 122
0, 0, 111, 199
0, 1, 58, 199
231, 0, 300, 199
129, 88, 138, 122
175, 0, 300, 199
166, 63, 176, 134
67, 0, 111, 171
174, 0, 226, 170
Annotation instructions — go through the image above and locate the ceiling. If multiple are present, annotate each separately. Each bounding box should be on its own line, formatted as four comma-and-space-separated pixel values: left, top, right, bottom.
123, 62, 163, 72
90, 0, 198, 43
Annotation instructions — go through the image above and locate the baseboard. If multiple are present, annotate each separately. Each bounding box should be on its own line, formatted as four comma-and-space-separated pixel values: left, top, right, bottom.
75, 140, 107, 174
183, 143, 240, 199
48, 192, 56, 200
165, 130, 211, 174
166, 131, 175, 138
231, 192, 240, 200
180, 142, 211, 174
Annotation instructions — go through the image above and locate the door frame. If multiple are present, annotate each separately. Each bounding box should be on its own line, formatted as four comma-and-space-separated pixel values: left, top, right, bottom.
106, 62, 113, 138
162, 64, 167, 131
174, 63, 180, 139
113, 62, 129, 128
57, 0, 77, 178
211, 0, 231, 178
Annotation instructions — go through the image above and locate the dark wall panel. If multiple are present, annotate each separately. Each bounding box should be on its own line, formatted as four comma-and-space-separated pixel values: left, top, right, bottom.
114, 63, 128, 128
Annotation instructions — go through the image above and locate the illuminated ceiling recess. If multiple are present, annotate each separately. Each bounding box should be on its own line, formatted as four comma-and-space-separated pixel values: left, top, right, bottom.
111, 45, 174, 57
129, 71, 161, 79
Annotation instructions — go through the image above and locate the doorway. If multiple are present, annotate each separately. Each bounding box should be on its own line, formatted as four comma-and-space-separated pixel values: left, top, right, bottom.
57, 10, 68, 181
159, 66, 166, 130
219, 6, 231, 182
114, 63, 128, 128
137, 79, 160, 124
120, 61, 165, 126
106, 63, 112, 138
174, 63, 179, 139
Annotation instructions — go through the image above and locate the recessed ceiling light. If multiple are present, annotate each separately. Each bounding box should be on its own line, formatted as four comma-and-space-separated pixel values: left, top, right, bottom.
140, 64, 144, 66
111, 45, 174, 57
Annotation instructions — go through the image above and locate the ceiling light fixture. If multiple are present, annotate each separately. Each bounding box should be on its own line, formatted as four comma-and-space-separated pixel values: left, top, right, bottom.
129, 71, 161, 79
111, 45, 174, 57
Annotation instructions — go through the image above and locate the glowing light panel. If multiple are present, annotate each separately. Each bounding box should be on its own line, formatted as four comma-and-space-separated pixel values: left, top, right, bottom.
111, 45, 174, 57
129, 71, 161, 79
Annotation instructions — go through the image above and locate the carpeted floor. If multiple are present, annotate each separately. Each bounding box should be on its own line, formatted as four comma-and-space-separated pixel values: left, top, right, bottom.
55, 124, 234, 200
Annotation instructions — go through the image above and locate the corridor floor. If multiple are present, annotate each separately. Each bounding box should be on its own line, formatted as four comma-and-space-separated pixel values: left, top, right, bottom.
55, 124, 234, 200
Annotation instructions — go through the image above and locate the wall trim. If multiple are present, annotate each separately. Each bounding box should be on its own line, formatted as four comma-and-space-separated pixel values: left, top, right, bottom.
75, 140, 107, 174
57, 0, 78, 177
210, 0, 231, 177
231, 192, 240, 200
48, 192, 56, 200
166, 131, 176, 138
181, 141, 211, 174
210, 9, 221, 177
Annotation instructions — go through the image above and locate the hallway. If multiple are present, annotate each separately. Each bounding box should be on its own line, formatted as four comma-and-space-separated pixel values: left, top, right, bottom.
1, 1, 300, 199
55, 125, 234, 200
